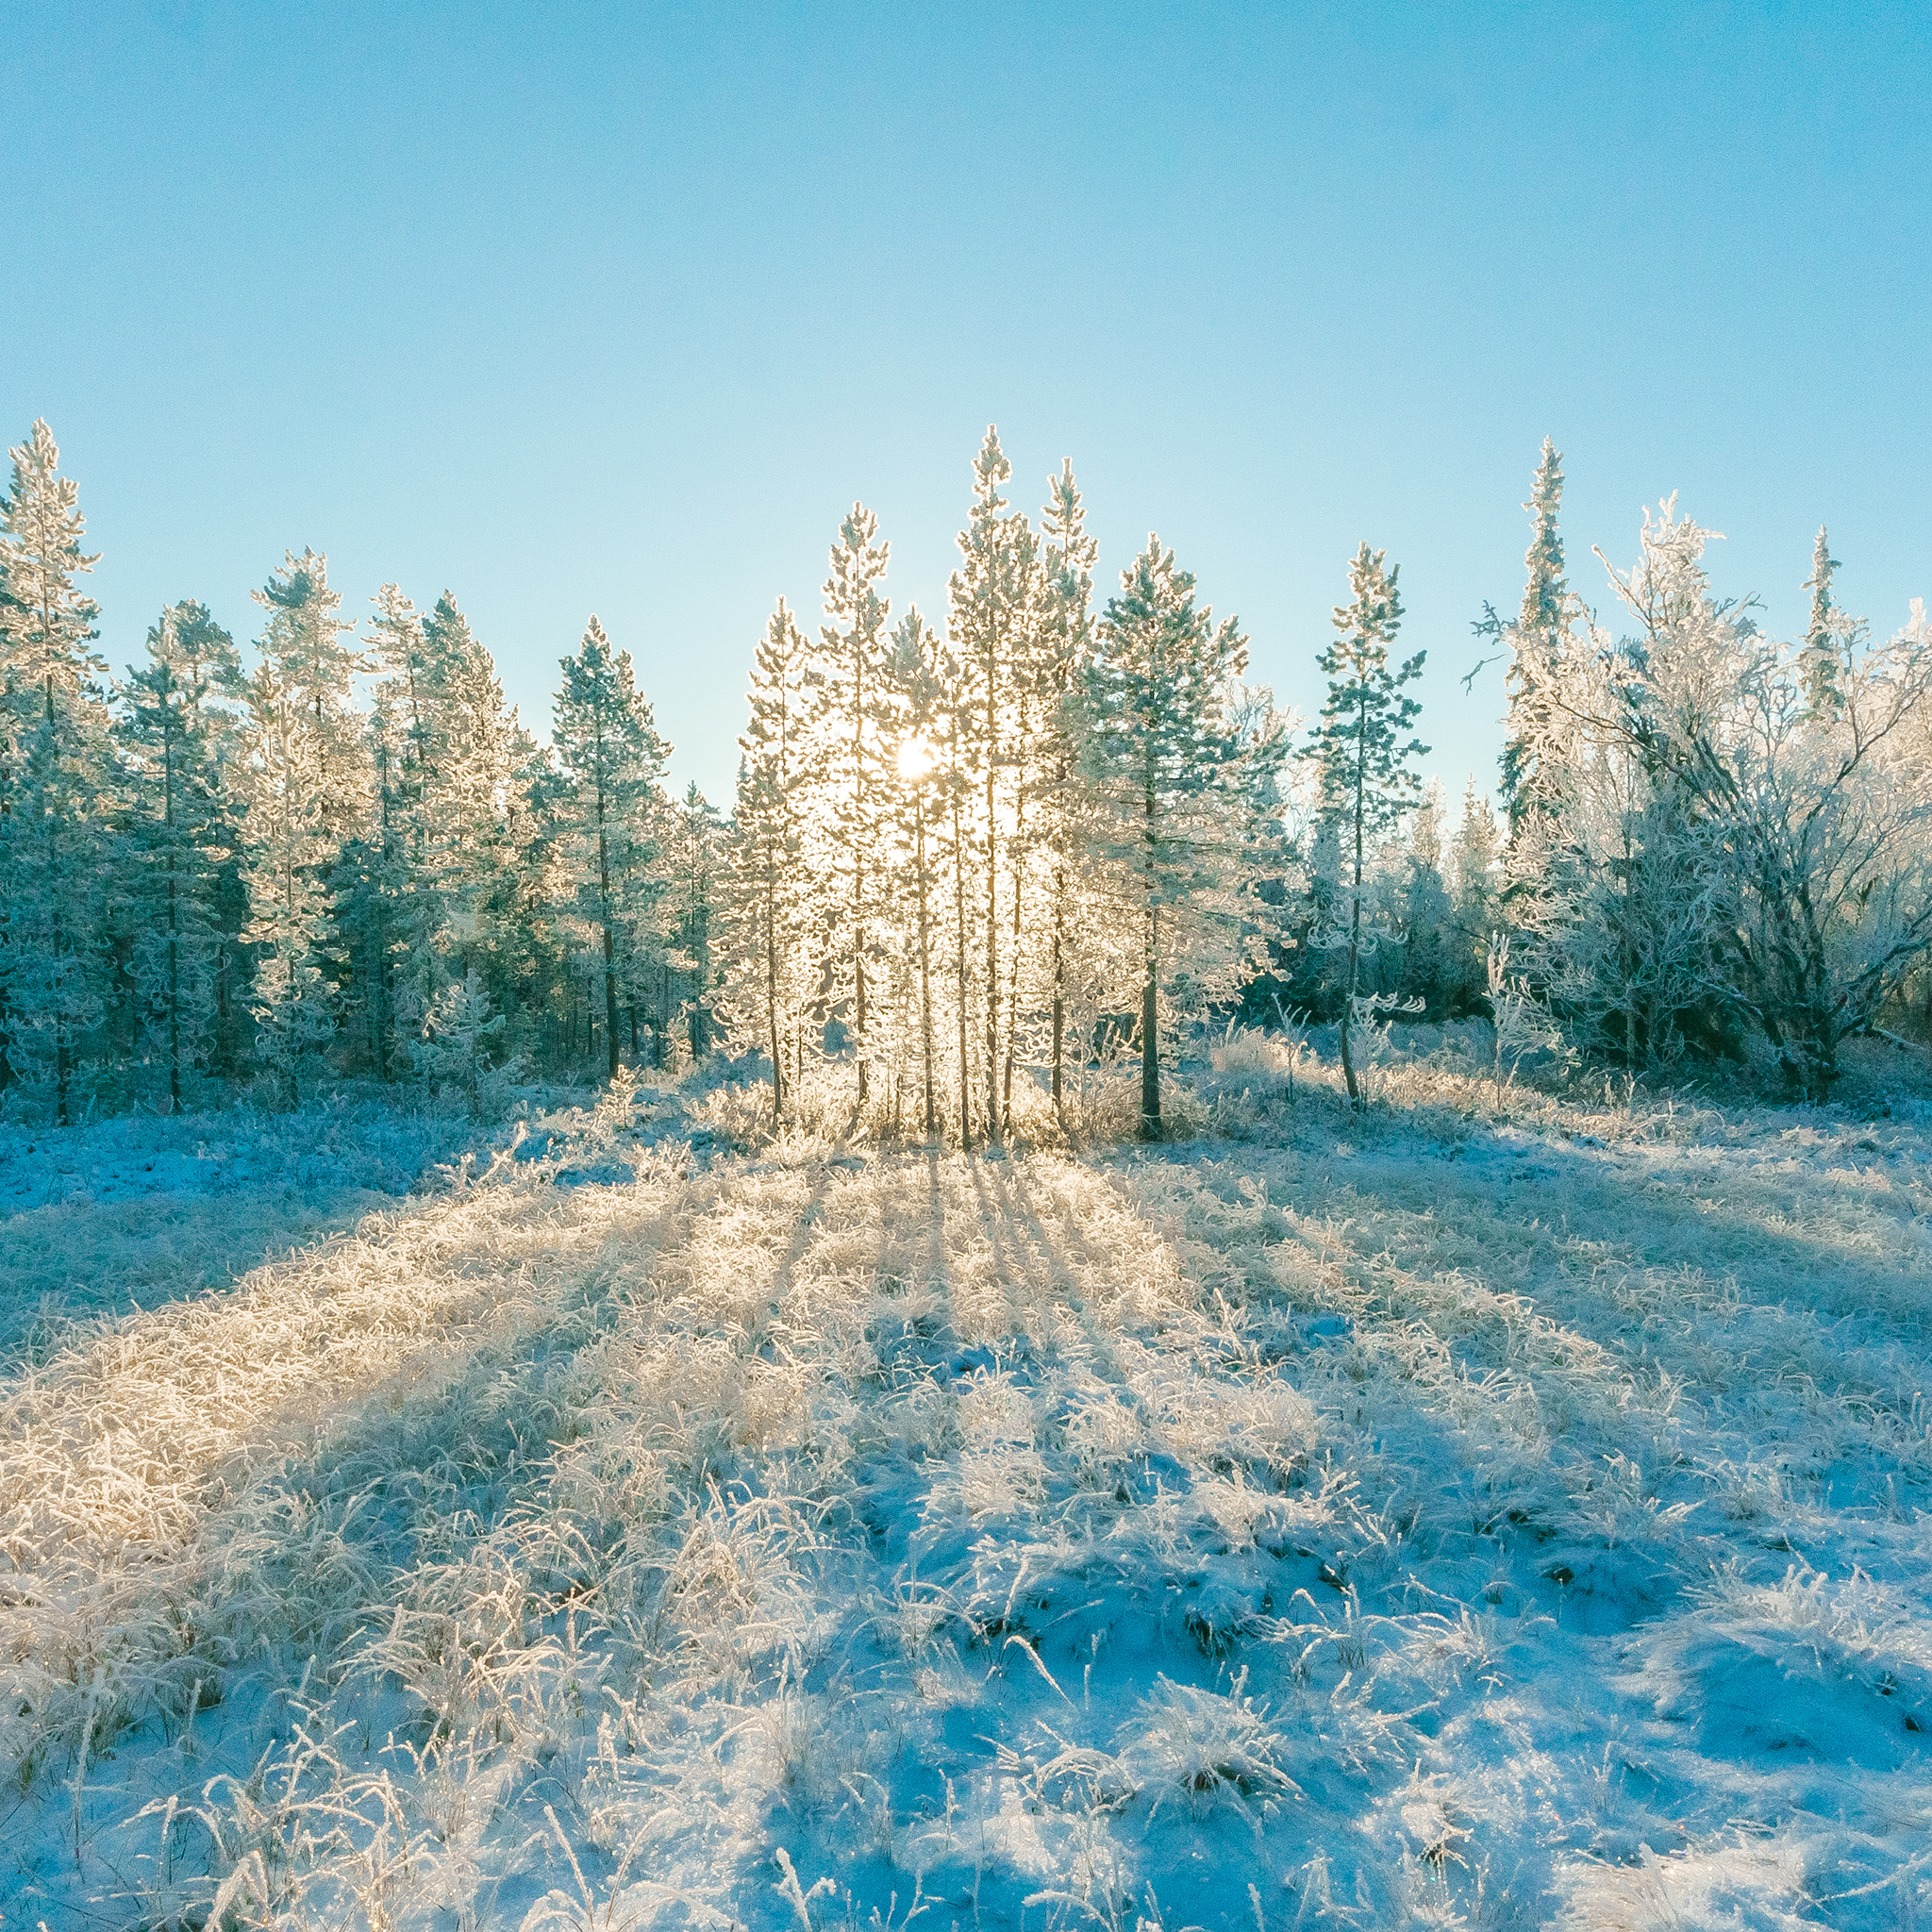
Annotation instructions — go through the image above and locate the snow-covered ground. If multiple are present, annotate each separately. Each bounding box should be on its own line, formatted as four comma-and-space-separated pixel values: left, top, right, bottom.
2, 1054, 1930, 1928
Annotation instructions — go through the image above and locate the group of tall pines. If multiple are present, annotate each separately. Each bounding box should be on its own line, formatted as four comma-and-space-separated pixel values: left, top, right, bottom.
5, 418, 1930, 1130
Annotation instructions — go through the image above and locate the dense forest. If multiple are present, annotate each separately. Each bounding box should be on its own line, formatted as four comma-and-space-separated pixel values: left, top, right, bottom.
3, 420, 1929, 1131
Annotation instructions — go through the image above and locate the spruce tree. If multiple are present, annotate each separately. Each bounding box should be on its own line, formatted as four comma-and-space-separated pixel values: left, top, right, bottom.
1448, 777, 1500, 1009
1800, 526, 1845, 719
0, 421, 111, 1121
1500, 438, 1570, 834
116, 602, 245, 1110
1084, 536, 1257, 1139
551, 616, 669, 1080
662, 782, 724, 1062
1304, 542, 1426, 1107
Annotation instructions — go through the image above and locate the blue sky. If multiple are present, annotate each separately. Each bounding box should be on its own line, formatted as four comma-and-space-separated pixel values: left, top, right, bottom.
6, 1, 1927, 804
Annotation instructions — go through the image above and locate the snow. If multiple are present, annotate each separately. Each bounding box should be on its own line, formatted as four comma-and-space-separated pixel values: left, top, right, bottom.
1, 1057, 1929, 1928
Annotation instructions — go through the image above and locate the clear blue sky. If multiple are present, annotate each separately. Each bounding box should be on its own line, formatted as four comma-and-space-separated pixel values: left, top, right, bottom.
7, 1, 1927, 805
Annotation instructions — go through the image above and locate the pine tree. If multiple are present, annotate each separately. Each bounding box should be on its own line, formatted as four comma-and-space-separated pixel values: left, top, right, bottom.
727, 599, 811, 1114
409, 968, 508, 1113
1304, 542, 1427, 1107
1448, 777, 1501, 1009
886, 608, 947, 1138
0, 421, 111, 1121
551, 616, 669, 1080
1084, 535, 1258, 1139
662, 781, 724, 1063
1800, 526, 1845, 719
116, 602, 245, 1110
947, 429, 1041, 1142
1398, 780, 1452, 1013
807, 505, 891, 1107
356, 582, 432, 1078
1037, 458, 1098, 1113
240, 550, 368, 1104
1500, 438, 1571, 834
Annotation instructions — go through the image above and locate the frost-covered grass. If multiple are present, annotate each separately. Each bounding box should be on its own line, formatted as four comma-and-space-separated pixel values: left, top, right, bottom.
2, 1049, 1930, 1927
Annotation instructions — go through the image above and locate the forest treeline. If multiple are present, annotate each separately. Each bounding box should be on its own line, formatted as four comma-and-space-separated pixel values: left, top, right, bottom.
3, 420, 1929, 1131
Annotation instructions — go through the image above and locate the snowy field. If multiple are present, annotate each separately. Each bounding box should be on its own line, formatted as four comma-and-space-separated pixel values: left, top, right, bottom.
4, 1050, 1931, 1930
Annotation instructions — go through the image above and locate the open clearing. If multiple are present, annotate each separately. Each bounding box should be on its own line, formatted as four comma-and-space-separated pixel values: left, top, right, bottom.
3, 1063, 1931, 1929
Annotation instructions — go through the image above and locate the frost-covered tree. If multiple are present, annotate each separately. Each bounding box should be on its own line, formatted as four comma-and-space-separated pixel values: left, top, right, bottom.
1303, 542, 1426, 1106
1500, 439, 1574, 836
551, 616, 669, 1080
1036, 458, 1099, 1112
1799, 527, 1850, 721
659, 781, 724, 1064
0, 421, 112, 1120
1591, 507, 1932, 1096
116, 602, 245, 1109
408, 967, 508, 1113
884, 609, 947, 1138
1447, 778, 1501, 1009
352, 587, 530, 1078
1396, 780, 1452, 1013
806, 505, 892, 1105
239, 551, 367, 1104
947, 429, 1041, 1142
1084, 536, 1267, 1139
725, 600, 812, 1113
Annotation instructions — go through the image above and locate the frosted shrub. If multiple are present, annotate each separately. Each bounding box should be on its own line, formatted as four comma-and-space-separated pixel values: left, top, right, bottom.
1117, 1673, 1299, 1820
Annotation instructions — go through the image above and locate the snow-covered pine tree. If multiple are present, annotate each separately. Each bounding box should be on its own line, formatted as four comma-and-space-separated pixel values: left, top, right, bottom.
355, 582, 432, 1077
937, 638, 979, 1144
1083, 536, 1260, 1139
947, 429, 1041, 1142
727, 599, 812, 1114
807, 505, 891, 1108
1799, 527, 1847, 720
409, 967, 507, 1113
1448, 777, 1501, 1009
885, 608, 947, 1139
660, 781, 724, 1064
1500, 438, 1573, 836
115, 602, 245, 1110
1303, 541, 1426, 1107
240, 551, 369, 1104
551, 616, 670, 1080
0, 421, 112, 1121
1036, 458, 1098, 1113
419, 591, 522, 990
1398, 779, 1452, 1013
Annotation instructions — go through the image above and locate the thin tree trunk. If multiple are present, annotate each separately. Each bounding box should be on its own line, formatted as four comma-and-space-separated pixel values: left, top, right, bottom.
1140, 756, 1159, 1141
1340, 699, 1367, 1108
164, 730, 182, 1113
1140, 907, 1160, 1140
953, 776, 974, 1150
916, 795, 937, 1139
763, 850, 785, 1118
984, 646, 1001, 1145
595, 775, 619, 1079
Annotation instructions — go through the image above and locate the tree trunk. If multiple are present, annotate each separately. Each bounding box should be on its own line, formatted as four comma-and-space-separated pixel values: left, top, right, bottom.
1050, 842, 1068, 1116
763, 854, 785, 1119
916, 798, 937, 1140
1139, 907, 1160, 1141
953, 782, 974, 1150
